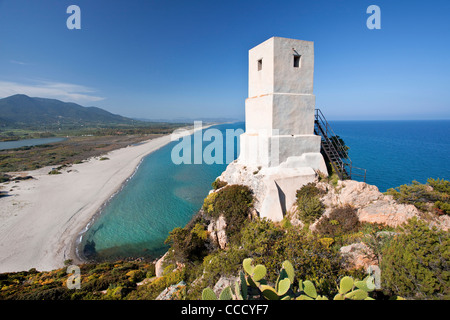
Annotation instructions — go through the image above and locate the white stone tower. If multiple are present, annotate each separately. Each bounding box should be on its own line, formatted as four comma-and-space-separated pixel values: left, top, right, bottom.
239, 37, 325, 170
220, 37, 327, 222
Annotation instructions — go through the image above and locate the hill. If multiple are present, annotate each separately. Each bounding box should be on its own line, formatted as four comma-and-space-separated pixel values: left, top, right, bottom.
0, 94, 137, 128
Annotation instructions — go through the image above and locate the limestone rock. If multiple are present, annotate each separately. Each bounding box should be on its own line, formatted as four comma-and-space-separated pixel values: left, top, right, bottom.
340, 242, 377, 270
155, 251, 169, 278
207, 215, 228, 249
316, 179, 450, 231
155, 281, 186, 300
213, 276, 239, 297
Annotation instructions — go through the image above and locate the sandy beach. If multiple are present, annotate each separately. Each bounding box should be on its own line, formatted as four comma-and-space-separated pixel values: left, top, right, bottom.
0, 126, 203, 273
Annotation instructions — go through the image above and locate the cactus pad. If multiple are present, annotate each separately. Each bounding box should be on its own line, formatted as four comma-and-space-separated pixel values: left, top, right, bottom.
243, 258, 254, 275
302, 280, 318, 299
282, 260, 295, 284
277, 278, 291, 296
252, 264, 267, 282
261, 285, 279, 300
202, 288, 217, 300
345, 288, 369, 300
339, 276, 354, 294
219, 286, 233, 300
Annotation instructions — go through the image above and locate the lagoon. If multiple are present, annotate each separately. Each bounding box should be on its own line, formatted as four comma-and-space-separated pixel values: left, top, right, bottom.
0, 137, 67, 150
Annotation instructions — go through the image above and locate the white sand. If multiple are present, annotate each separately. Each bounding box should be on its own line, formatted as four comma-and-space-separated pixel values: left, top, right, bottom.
0, 127, 202, 273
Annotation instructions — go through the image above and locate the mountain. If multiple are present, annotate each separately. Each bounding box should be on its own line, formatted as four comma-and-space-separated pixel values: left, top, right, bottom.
0, 94, 137, 128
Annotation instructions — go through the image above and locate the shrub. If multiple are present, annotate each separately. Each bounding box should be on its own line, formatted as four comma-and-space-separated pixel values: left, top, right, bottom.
211, 178, 227, 190
202, 258, 386, 300
127, 269, 185, 300
385, 178, 450, 215
0, 173, 11, 183
296, 182, 323, 199
296, 183, 325, 224
203, 185, 253, 243
297, 197, 325, 224
202, 192, 217, 214
239, 220, 347, 296
314, 205, 360, 238
165, 223, 209, 263
434, 201, 450, 215
381, 218, 450, 299
428, 178, 450, 194
263, 229, 347, 295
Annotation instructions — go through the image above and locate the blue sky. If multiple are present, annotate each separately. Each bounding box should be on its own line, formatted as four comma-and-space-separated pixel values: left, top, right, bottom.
0, 0, 449, 120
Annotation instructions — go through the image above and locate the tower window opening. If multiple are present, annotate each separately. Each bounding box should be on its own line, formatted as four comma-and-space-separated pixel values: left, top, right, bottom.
257, 59, 263, 71
293, 55, 301, 68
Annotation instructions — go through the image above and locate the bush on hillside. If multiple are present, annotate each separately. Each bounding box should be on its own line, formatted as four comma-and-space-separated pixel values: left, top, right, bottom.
211, 178, 228, 190
385, 178, 450, 215
381, 218, 450, 299
165, 223, 209, 263
239, 218, 349, 296
296, 183, 325, 224
314, 205, 360, 238
202, 184, 253, 243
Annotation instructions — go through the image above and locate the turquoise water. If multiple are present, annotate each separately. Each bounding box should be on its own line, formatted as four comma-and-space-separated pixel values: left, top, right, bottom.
0, 137, 67, 150
79, 120, 450, 262
78, 122, 242, 261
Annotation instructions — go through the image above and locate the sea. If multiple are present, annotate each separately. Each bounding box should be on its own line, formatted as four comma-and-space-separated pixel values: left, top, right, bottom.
77, 120, 450, 262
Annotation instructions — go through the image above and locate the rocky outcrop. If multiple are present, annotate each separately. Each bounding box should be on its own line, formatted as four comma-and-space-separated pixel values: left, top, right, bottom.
207, 215, 228, 250
213, 276, 239, 297
315, 180, 449, 231
340, 242, 377, 270
155, 281, 186, 300
155, 251, 169, 278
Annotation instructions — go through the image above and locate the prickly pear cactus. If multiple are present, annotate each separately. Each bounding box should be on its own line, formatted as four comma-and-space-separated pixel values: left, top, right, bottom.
201, 257, 394, 301
202, 287, 217, 300
219, 286, 233, 300
333, 275, 375, 300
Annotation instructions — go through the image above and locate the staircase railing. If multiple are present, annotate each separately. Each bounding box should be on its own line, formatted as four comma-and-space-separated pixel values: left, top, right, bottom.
314, 109, 366, 182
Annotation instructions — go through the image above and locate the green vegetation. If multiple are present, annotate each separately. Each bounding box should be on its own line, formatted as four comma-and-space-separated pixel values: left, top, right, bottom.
165, 222, 209, 263
202, 184, 253, 244
0, 260, 154, 300
202, 258, 396, 300
0, 134, 172, 173
295, 182, 325, 224
48, 169, 62, 175
381, 217, 450, 299
0, 95, 188, 172
1, 179, 449, 300
314, 205, 360, 238
385, 178, 450, 215
211, 178, 228, 190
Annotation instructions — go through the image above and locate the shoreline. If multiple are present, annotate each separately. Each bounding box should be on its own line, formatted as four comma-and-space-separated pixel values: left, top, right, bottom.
70, 154, 148, 266
0, 124, 216, 273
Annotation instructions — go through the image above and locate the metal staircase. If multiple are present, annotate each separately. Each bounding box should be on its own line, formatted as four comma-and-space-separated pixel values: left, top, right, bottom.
314, 109, 366, 182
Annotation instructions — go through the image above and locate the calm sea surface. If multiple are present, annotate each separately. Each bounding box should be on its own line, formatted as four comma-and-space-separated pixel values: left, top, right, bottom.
79, 120, 450, 261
